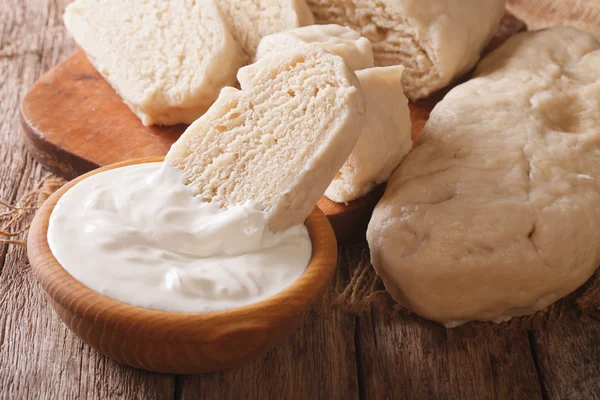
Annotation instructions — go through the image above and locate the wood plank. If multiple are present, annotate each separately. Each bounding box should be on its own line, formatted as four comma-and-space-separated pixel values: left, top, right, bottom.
0, 0, 84, 397
0, 158, 84, 400
355, 312, 544, 399
78, 350, 175, 400
529, 314, 600, 400
342, 245, 544, 400
0, 47, 85, 399
0, 0, 174, 398
178, 247, 360, 400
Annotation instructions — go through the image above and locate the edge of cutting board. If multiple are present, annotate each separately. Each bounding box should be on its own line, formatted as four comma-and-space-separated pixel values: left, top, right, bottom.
20, 50, 186, 180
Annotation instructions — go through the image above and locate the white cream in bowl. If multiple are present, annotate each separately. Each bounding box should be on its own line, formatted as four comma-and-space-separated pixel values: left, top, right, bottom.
47, 162, 312, 313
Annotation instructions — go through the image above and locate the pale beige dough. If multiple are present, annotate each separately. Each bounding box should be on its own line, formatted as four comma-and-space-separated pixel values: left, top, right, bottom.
257, 27, 409, 202
215, 0, 314, 60
367, 27, 600, 327
64, 0, 245, 126
325, 66, 411, 203
166, 48, 366, 232
306, 0, 506, 100
256, 24, 374, 70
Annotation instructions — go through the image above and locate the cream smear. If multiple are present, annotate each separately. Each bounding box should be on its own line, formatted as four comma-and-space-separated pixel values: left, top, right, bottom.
47, 162, 312, 313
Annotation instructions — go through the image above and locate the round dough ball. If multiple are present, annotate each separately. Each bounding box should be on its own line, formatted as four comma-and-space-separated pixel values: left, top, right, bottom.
367, 27, 600, 327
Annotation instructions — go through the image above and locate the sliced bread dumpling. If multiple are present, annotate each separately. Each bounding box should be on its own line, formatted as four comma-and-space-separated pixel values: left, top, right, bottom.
325, 66, 412, 203
306, 0, 506, 100
256, 29, 409, 202
256, 24, 374, 70
215, 0, 315, 59
166, 48, 366, 231
64, 0, 245, 126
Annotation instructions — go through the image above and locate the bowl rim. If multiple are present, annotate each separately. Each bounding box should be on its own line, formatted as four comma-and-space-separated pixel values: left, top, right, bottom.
27, 156, 338, 340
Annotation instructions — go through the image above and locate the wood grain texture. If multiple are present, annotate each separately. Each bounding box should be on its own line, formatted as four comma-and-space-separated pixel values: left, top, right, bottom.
78, 350, 175, 400
341, 244, 545, 400
529, 313, 600, 399
355, 312, 544, 400
0, 1, 84, 398
27, 157, 338, 374
20, 50, 185, 180
508, 0, 600, 32
0, 0, 173, 397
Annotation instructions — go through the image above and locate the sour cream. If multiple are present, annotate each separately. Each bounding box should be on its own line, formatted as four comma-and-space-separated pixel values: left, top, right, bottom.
47, 162, 312, 313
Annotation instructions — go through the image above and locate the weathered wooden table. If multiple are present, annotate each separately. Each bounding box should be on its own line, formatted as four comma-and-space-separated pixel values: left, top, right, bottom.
1, 1, 599, 399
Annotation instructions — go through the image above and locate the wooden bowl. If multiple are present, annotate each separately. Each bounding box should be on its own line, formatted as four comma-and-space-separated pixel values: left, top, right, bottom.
27, 157, 338, 374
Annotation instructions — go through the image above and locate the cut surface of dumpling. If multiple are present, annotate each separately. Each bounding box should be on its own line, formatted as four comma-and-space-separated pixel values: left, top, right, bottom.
215, 0, 315, 59
64, 0, 245, 126
326, 66, 411, 203
306, 0, 506, 100
166, 48, 366, 231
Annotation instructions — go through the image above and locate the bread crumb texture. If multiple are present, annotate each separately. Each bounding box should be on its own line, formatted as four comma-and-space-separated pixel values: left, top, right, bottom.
306, 0, 506, 100
367, 27, 600, 326
326, 66, 412, 203
64, 0, 245, 125
215, 0, 314, 59
166, 48, 366, 231
257, 26, 409, 203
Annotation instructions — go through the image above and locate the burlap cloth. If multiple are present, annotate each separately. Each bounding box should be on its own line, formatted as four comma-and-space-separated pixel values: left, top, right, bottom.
0, 174, 66, 247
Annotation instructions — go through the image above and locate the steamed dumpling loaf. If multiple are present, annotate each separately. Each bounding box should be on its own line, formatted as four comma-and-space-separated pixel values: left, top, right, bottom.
215, 0, 315, 59
306, 0, 507, 100
367, 27, 600, 327
325, 66, 411, 203
257, 27, 410, 203
256, 24, 374, 70
63, 0, 245, 126
166, 48, 366, 232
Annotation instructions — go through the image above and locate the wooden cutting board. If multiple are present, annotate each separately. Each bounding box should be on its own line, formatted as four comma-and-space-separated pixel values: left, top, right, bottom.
20, 14, 525, 243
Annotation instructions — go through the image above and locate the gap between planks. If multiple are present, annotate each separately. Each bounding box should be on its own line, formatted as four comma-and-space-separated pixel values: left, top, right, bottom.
353, 316, 367, 400
0, 160, 28, 278
528, 330, 550, 400
345, 240, 547, 400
